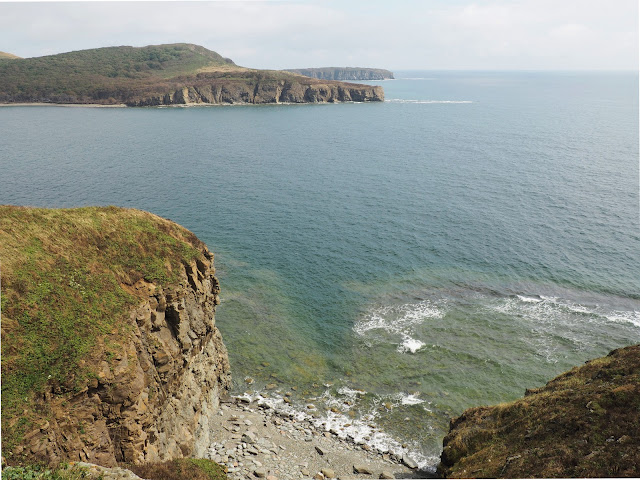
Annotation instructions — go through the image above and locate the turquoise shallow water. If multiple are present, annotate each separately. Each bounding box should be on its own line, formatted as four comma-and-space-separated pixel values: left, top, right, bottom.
1, 71, 638, 468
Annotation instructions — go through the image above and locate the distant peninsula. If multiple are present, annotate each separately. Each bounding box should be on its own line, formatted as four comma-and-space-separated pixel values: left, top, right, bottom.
0, 44, 384, 106
285, 67, 394, 81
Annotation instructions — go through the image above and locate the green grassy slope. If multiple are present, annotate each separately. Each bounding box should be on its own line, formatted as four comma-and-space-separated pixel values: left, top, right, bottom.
0, 43, 237, 103
2, 459, 228, 480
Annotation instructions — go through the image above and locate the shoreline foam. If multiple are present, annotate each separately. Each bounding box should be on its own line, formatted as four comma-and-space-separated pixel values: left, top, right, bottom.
208, 396, 434, 479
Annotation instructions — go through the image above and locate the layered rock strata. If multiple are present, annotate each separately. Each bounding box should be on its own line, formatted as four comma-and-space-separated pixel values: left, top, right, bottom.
126, 79, 384, 106
15, 252, 231, 467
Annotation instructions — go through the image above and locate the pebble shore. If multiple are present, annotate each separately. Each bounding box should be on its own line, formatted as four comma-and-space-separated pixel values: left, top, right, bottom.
207, 397, 433, 480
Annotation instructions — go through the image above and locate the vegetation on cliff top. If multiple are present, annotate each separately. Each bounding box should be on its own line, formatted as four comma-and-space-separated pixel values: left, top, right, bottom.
0, 43, 235, 104
0, 206, 207, 458
439, 344, 640, 478
0, 43, 382, 105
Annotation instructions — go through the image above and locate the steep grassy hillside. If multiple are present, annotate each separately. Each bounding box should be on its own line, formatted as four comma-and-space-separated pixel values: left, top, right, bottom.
0, 206, 207, 458
439, 345, 640, 478
0, 43, 383, 105
0, 43, 235, 103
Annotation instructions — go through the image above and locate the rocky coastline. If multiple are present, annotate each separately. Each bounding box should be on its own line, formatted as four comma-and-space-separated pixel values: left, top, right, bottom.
204, 396, 426, 480
125, 79, 384, 107
2, 207, 637, 479
0, 44, 384, 106
0, 79, 384, 107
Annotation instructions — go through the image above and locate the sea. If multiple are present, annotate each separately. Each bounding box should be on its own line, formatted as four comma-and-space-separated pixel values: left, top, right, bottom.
1, 71, 638, 471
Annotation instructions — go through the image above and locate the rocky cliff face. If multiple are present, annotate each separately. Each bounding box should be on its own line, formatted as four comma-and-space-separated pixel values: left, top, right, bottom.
126, 79, 384, 106
438, 345, 640, 478
285, 68, 394, 81
10, 248, 230, 467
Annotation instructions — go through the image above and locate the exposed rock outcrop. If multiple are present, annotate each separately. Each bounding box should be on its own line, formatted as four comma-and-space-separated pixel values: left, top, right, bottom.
21, 257, 229, 466
285, 67, 394, 81
438, 345, 640, 478
1, 208, 231, 467
125, 78, 384, 106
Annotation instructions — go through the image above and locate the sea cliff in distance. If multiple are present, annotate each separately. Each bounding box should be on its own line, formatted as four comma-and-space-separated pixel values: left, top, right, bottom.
285, 67, 394, 81
0, 43, 384, 106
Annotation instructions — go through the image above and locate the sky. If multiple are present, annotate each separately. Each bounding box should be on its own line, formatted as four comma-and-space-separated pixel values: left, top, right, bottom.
0, 0, 638, 71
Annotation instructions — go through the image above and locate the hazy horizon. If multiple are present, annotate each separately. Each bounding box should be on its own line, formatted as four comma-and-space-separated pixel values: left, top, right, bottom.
1, 0, 637, 72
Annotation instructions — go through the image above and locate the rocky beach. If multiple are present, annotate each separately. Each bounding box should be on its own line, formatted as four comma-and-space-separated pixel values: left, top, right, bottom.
205, 397, 426, 480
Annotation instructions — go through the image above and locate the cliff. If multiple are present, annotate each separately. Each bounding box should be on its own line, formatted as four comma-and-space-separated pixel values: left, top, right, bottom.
125, 72, 384, 106
0, 206, 231, 467
0, 43, 384, 105
285, 67, 394, 81
438, 345, 640, 478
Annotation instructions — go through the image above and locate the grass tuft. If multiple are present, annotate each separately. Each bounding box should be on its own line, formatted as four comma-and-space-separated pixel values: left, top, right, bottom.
126, 459, 227, 480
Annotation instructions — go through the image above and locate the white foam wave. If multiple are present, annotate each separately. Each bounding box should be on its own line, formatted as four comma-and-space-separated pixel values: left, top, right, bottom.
499, 294, 640, 328
355, 300, 444, 354
400, 393, 425, 406
236, 390, 435, 470
490, 294, 639, 362
387, 98, 472, 104
398, 336, 425, 354
568, 304, 593, 315
605, 310, 640, 328
516, 294, 543, 303
354, 300, 444, 336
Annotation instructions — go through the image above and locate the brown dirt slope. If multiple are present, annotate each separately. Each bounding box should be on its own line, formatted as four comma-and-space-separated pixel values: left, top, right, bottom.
438, 344, 640, 478
0, 51, 21, 59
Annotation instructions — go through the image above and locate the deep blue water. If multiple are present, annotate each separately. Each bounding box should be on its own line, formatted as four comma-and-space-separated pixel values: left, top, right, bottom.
1, 71, 638, 468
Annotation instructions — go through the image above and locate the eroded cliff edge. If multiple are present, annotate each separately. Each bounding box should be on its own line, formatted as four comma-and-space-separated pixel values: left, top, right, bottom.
438, 345, 640, 478
126, 75, 384, 106
1, 206, 231, 467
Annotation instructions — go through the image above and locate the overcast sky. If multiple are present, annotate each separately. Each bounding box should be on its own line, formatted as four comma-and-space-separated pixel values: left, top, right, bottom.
1, 0, 637, 70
